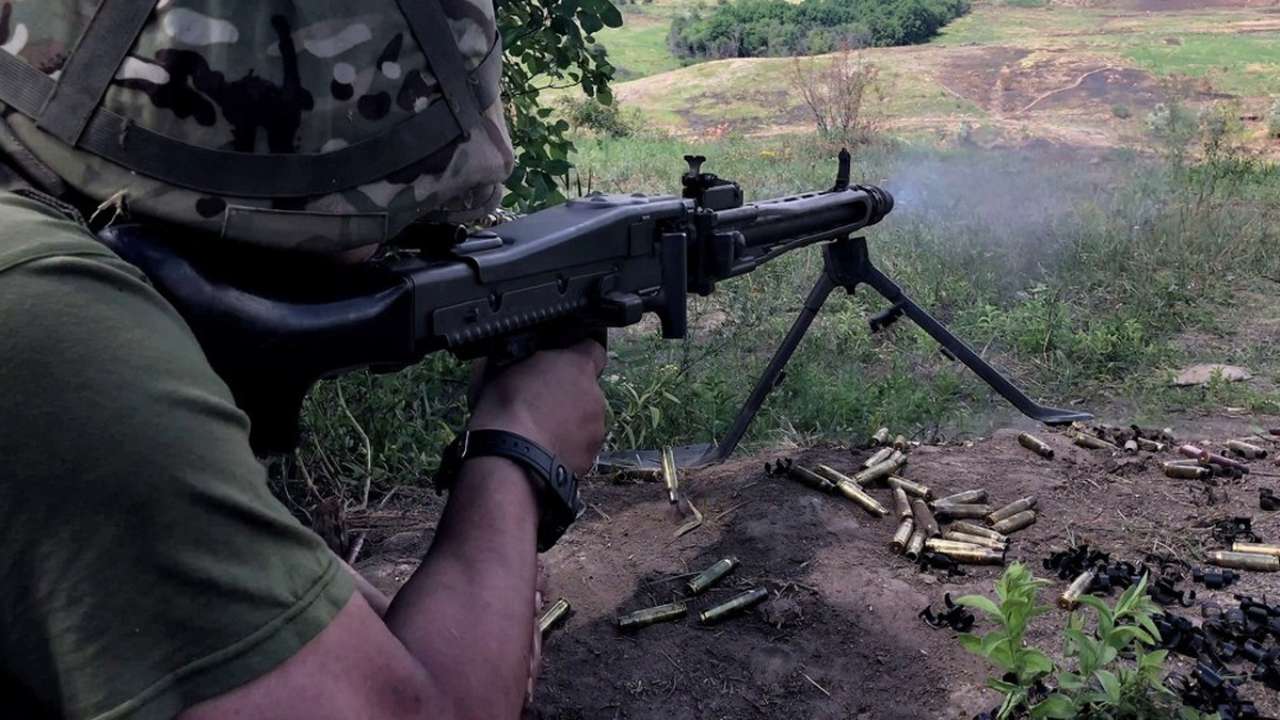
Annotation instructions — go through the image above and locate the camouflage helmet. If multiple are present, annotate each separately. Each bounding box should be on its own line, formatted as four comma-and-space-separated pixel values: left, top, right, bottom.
0, 0, 514, 253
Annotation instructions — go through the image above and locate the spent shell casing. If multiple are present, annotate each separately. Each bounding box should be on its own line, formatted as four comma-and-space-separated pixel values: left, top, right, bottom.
853, 452, 907, 486
926, 542, 1005, 565
887, 475, 932, 500
661, 446, 679, 504
926, 538, 988, 554
785, 464, 837, 493
1135, 437, 1165, 452
942, 530, 1007, 551
686, 557, 739, 595
618, 601, 688, 630
935, 489, 989, 506
905, 529, 927, 560
1059, 569, 1097, 610
951, 522, 1009, 543
814, 463, 857, 485
911, 498, 940, 537
933, 503, 993, 520
892, 518, 915, 553
699, 587, 770, 625
991, 510, 1037, 535
836, 480, 889, 517
1227, 440, 1268, 459
871, 427, 891, 446
1018, 432, 1055, 459
988, 496, 1038, 524
1073, 432, 1118, 451
893, 434, 910, 452
1207, 551, 1280, 573
1162, 462, 1211, 480
1124, 439, 1139, 454
893, 487, 913, 520
863, 447, 895, 469
539, 598, 571, 635
1231, 542, 1280, 559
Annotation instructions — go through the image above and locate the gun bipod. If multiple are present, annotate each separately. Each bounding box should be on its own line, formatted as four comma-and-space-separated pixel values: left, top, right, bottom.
599, 235, 1091, 472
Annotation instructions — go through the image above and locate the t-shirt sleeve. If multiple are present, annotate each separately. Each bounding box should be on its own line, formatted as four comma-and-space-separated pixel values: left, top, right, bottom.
0, 193, 354, 720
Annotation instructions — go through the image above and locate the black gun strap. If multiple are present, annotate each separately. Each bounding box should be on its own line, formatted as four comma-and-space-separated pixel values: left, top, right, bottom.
38, 0, 158, 145
0, 10, 502, 197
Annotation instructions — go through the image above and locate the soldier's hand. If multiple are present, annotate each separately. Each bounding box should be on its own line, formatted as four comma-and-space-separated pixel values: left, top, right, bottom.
468, 340, 608, 476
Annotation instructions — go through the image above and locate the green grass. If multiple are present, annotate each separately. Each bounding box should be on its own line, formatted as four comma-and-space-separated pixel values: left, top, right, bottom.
597, 11, 684, 80
1126, 33, 1280, 96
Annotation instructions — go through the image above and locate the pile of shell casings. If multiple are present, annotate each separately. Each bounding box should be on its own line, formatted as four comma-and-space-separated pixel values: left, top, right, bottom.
615, 556, 771, 631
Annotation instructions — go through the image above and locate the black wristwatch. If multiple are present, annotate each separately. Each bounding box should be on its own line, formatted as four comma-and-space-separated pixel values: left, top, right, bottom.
434, 429, 584, 551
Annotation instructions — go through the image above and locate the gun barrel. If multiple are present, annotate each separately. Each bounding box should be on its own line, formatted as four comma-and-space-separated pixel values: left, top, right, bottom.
716, 185, 894, 251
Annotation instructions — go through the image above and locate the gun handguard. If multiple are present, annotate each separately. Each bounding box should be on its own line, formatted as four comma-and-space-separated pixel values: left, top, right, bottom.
100, 163, 894, 454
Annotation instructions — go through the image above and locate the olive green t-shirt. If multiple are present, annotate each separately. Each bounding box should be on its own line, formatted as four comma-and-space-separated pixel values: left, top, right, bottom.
0, 192, 354, 719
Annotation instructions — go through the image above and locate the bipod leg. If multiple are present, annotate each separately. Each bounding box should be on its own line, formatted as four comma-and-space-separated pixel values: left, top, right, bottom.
844, 237, 1093, 426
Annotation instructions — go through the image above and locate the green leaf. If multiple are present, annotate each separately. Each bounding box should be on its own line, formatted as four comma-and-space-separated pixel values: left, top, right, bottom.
957, 633, 985, 657
955, 594, 1002, 619
1096, 669, 1121, 703
1056, 672, 1086, 690
1029, 694, 1078, 719
1020, 649, 1056, 678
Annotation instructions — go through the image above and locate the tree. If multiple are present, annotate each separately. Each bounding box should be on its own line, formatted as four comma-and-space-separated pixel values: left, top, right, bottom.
498, 0, 622, 210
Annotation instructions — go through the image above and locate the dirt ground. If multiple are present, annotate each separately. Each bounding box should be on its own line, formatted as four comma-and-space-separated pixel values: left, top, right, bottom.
357, 416, 1280, 719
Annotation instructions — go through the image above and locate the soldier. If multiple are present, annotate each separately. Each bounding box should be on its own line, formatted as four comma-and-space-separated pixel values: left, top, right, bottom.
0, 2, 605, 718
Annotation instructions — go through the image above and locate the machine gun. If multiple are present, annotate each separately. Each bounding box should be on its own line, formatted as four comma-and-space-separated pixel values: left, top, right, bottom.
98, 151, 1090, 461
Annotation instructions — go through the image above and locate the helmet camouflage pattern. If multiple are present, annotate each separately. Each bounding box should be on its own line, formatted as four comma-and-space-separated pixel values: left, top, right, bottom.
0, 0, 514, 252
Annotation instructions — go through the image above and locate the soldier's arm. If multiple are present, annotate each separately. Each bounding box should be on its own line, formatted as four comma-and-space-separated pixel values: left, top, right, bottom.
182, 342, 607, 720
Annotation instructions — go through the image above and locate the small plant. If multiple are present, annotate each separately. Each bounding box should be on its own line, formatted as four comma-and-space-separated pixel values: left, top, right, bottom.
559, 96, 636, 138
790, 48, 883, 149
1268, 98, 1280, 139
958, 567, 1209, 719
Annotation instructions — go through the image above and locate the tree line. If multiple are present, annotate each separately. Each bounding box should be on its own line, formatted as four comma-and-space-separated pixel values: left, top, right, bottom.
668, 0, 971, 59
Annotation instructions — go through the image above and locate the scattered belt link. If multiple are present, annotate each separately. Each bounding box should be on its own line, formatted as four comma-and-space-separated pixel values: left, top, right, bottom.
1261, 489, 1279, 512
1211, 517, 1262, 545
919, 593, 975, 632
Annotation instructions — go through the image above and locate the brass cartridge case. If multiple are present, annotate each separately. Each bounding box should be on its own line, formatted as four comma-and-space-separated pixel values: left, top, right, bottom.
1180, 444, 1248, 472
1059, 569, 1097, 610
951, 522, 1009, 543
687, 557, 739, 595
1207, 551, 1280, 573
698, 587, 769, 624
1135, 437, 1165, 452
661, 446, 679, 504
935, 489, 988, 506
988, 496, 1038, 523
926, 538, 988, 554
893, 434, 910, 452
1178, 444, 1208, 461
1073, 432, 1118, 451
618, 601, 688, 630
905, 529, 926, 559
893, 487, 913, 521
814, 464, 857, 485
926, 542, 1005, 565
942, 530, 1007, 551
892, 518, 915, 552
887, 475, 932, 500
853, 452, 908, 486
991, 510, 1037, 535
1231, 542, 1280, 559
863, 447, 895, 469
911, 499, 940, 538
871, 427, 891, 446
933, 503, 993, 520
1124, 440, 1139, 454
1017, 432, 1055, 459
1227, 440, 1267, 459
1162, 462, 1211, 480
835, 480, 889, 517
785, 464, 837, 493
539, 598, 571, 635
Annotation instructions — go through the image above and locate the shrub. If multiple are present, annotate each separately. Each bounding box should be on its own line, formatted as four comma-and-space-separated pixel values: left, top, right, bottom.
790, 49, 882, 148
1270, 99, 1280, 139
668, 0, 970, 60
559, 97, 635, 138
1111, 104, 1132, 119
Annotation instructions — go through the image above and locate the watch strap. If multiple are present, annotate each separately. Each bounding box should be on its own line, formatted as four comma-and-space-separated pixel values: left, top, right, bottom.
436, 429, 583, 551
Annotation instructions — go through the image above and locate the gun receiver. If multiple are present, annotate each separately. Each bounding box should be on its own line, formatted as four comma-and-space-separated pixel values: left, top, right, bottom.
98, 151, 1087, 458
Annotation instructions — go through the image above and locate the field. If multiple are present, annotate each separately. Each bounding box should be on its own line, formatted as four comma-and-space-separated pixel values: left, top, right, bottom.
295, 1, 1280, 718
595, 0, 1280, 150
